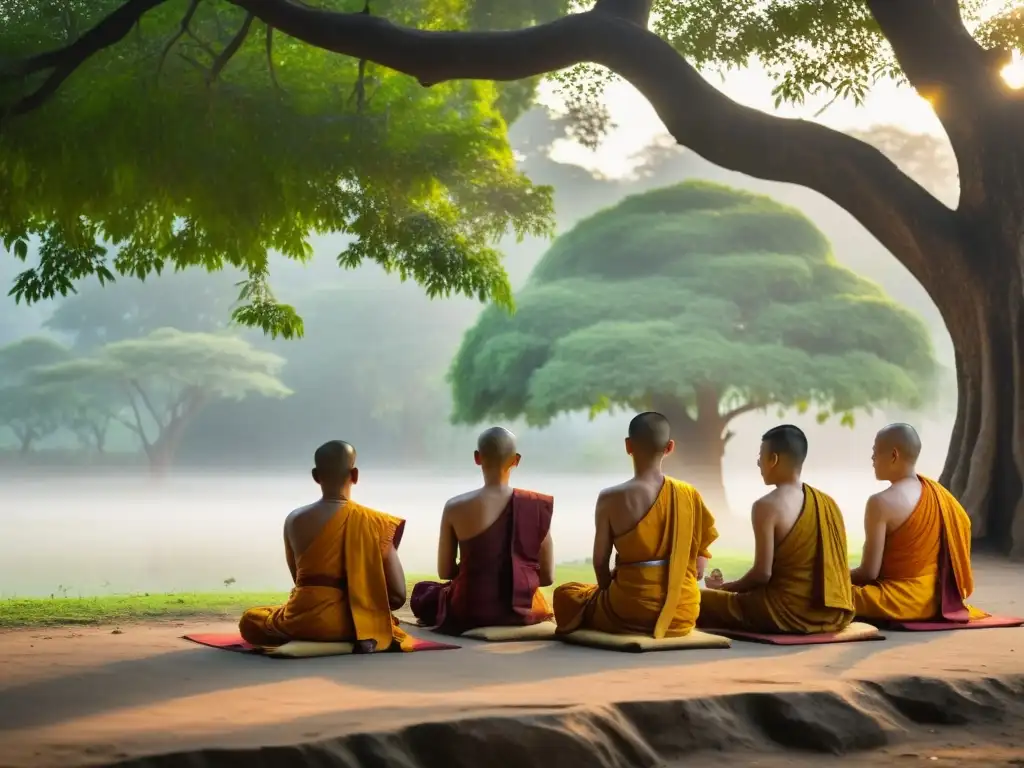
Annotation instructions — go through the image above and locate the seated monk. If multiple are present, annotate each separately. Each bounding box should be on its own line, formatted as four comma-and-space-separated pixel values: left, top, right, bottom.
699, 425, 854, 634
554, 412, 719, 639
239, 440, 417, 652
850, 423, 988, 623
410, 426, 555, 633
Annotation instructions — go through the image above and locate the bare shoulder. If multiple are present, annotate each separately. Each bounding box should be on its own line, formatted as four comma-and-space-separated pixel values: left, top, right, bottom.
752, 489, 783, 516
443, 489, 479, 516
597, 480, 632, 504
285, 501, 317, 525
865, 487, 898, 519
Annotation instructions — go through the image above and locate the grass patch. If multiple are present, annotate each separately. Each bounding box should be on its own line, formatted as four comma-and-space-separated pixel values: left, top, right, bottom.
2, 551, 835, 629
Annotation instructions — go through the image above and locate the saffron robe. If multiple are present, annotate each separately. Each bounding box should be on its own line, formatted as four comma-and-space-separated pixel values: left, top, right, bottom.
853, 476, 988, 622
553, 477, 718, 639
239, 501, 417, 652
697, 485, 854, 634
410, 489, 554, 633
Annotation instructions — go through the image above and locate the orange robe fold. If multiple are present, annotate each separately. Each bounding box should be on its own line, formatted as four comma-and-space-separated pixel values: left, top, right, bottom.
697, 485, 854, 634
410, 489, 555, 633
853, 476, 988, 622
552, 477, 718, 638
239, 501, 417, 651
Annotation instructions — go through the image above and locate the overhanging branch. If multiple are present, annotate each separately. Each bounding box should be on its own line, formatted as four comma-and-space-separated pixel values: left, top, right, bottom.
2, 0, 963, 293
865, 0, 998, 102
1, 0, 170, 118
228, 0, 962, 292
209, 12, 256, 84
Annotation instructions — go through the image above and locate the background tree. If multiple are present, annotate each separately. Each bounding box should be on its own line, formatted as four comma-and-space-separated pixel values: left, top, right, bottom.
31, 329, 291, 473
0, 336, 71, 453
450, 182, 937, 512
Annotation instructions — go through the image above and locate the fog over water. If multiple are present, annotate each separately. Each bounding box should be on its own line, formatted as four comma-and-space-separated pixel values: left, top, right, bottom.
1, 450, 946, 598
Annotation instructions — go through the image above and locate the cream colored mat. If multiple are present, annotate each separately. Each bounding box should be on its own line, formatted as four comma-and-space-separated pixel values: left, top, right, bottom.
262, 641, 355, 658
462, 621, 558, 642
559, 628, 731, 653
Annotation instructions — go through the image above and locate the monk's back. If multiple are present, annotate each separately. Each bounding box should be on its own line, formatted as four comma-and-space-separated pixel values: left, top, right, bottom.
447, 486, 515, 541
878, 477, 924, 533
761, 484, 805, 543
286, 500, 343, 557
604, 475, 666, 538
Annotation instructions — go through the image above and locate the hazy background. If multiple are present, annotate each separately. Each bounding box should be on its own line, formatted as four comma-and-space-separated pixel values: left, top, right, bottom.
0, 102, 957, 598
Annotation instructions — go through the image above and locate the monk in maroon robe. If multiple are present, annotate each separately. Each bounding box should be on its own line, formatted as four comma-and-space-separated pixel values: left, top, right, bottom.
411, 427, 555, 634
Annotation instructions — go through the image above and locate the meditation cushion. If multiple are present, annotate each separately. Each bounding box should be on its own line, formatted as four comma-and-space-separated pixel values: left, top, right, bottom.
263, 640, 355, 658
559, 628, 731, 653
462, 621, 558, 642
702, 620, 883, 645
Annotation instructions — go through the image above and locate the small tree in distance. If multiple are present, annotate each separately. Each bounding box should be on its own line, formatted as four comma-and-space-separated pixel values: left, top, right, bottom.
450, 182, 937, 513
31, 329, 292, 474
0, 336, 71, 454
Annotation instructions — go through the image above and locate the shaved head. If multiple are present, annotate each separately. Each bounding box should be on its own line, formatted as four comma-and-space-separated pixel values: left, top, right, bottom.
877, 423, 922, 462
314, 440, 356, 481
476, 426, 518, 466
761, 424, 808, 466
628, 411, 672, 454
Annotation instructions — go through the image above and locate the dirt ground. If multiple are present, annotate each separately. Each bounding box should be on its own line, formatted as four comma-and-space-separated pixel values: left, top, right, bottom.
1, 557, 1022, 768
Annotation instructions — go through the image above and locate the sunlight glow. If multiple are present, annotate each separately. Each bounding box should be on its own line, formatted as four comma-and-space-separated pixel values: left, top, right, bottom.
1002, 51, 1024, 89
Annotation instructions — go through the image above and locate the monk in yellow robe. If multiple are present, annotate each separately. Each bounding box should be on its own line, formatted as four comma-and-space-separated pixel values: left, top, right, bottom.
699, 425, 853, 634
554, 411, 719, 638
851, 423, 988, 622
239, 440, 417, 652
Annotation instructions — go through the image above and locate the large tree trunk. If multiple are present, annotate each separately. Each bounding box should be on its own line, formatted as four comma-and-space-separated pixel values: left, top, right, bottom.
652, 388, 732, 517
936, 245, 1024, 556
664, 425, 730, 517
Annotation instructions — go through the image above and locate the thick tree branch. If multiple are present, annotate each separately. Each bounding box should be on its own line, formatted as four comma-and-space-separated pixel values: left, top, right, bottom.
157, 0, 202, 79
2, 0, 963, 294
722, 400, 766, 424
129, 379, 165, 430
865, 0, 1000, 103
208, 12, 256, 84
0, 0, 168, 118
225, 0, 963, 293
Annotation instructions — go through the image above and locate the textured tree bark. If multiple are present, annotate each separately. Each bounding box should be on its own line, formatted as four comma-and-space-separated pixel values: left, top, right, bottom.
936, 246, 1024, 555
652, 388, 732, 518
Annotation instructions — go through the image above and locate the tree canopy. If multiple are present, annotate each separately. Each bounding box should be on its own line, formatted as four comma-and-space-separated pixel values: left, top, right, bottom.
451, 181, 937, 447
0, 0, 564, 339
0, 335, 72, 452
30, 328, 291, 470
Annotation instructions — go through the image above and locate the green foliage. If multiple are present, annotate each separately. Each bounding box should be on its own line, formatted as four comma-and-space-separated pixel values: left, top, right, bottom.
652, 0, 992, 107
450, 181, 938, 428
0, 0, 556, 338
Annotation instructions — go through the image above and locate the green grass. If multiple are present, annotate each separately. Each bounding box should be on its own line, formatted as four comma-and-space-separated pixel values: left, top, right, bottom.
0, 552, 800, 629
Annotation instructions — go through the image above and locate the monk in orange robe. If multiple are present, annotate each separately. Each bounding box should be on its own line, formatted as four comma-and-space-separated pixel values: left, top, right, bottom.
851, 423, 988, 622
554, 412, 719, 638
410, 427, 555, 633
699, 425, 853, 634
239, 440, 418, 652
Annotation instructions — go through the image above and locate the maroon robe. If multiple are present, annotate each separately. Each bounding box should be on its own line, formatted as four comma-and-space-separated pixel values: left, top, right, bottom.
411, 489, 554, 634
